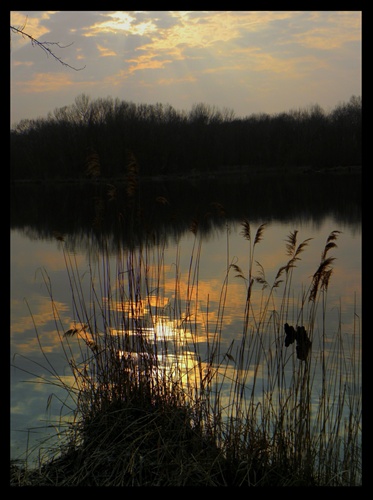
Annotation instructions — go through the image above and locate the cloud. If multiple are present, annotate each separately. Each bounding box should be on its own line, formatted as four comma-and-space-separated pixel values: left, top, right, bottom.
290, 11, 361, 50
14, 72, 94, 93
97, 43, 117, 57
126, 53, 173, 73
117, 11, 342, 86
12, 60, 34, 68
100, 69, 130, 86
14, 72, 72, 93
11, 296, 69, 336
83, 11, 158, 37
157, 75, 197, 86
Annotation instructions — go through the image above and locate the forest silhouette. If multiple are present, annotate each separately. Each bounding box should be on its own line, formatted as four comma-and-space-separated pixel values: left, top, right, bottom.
11, 94, 361, 181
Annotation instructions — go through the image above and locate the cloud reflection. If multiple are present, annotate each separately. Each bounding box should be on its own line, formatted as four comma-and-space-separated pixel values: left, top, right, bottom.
11, 219, 361, 462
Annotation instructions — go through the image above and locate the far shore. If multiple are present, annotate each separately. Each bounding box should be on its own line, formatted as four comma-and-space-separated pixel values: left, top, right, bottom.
11, 164, 362, 185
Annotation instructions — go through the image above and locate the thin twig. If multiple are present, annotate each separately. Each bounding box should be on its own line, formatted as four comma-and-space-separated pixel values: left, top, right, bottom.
10, 25, 86, 71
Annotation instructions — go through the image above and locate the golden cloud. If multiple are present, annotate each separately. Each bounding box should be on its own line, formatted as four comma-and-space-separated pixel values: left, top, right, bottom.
83, 11, 157, 37
156, 75, 197, 86
292, 12, 361, 50
96, 44, 117, 57
14, 72, 97, 93
101, 69, 130, 86
137, 11, 295, 57
14, 72, 75, 93
83, 11, 134, 36
126, 53, 173, 74
11, 297, 70, 336
231, 47, 328, 77
293, 26, 360, 51
12, 61, 34, 68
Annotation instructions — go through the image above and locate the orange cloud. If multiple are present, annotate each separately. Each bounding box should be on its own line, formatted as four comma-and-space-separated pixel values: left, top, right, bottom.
293, 27, 360, 50
156, 75, 197, 86
14, 72, 75, 93
11, 296, 69, 337
101, 69, 130, 86
126, 53, 173, 74
12, 61, 34, 68
97, 44, 117, 57
83, 11, 134, 36
83, 11, 157, 37
231, 47, 328, 77
138, 11, 294, 57
14, 72, 97, 93
291, 12, 361, 50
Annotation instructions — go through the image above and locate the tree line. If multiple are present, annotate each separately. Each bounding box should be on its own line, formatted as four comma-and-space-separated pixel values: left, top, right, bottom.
10, 94, 361, 181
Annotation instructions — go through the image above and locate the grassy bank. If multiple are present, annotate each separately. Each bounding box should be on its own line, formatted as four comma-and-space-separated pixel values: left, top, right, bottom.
10, 222, 362, 486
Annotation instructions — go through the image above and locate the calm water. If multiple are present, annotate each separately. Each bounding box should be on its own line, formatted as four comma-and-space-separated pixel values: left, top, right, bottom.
10, 217, 361, 462
10, 175, 362, 464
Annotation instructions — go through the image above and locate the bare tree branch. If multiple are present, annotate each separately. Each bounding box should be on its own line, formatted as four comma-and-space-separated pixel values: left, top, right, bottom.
10, 25, 86, 71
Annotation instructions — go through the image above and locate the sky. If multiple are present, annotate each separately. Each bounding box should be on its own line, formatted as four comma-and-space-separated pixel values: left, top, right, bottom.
10, 10, 362, 127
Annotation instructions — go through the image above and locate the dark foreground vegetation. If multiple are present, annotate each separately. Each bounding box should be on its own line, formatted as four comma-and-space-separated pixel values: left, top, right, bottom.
11, 94, 361, 181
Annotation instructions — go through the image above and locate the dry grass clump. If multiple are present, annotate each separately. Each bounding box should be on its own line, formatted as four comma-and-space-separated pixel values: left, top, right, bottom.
10, 393, 318, 486
11, 396, 226, 486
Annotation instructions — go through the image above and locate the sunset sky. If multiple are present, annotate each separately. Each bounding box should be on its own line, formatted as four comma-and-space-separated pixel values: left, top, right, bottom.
10, 11, 361, 127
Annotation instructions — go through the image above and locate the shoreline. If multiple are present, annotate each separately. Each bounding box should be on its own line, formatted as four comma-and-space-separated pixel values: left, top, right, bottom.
10, 164, 362, 185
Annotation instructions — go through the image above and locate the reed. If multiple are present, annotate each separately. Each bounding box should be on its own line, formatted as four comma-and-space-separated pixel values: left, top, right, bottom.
11, 220, 361, 486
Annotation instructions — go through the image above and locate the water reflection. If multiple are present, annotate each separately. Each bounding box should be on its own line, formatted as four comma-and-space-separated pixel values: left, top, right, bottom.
10, 177, 361, 469
11, 173, 361, 252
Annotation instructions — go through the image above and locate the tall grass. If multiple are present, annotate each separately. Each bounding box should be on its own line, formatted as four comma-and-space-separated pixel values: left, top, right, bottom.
11, 221, 362, 486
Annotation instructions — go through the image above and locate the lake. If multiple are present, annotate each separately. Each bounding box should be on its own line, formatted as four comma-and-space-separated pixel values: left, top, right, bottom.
10, 172, 362, 466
